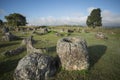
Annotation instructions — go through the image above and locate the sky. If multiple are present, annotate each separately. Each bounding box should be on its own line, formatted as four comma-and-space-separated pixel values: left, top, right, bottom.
0, 0, 120, 26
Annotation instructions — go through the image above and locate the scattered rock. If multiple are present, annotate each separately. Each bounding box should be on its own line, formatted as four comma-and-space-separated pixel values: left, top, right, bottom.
60, 28, 65, 33
82, 29, 85, 33
21, 36, 46, 54
14, 53, 58, 80
15, 28, 20, 32
95, 32, 108, 39
1, 32, 20, 41
84, 30, 90, 33
40, 28, 48, 34
2, 27, 9, 34
57, 37, 89, 70
21, 36, 35, 46
33, 28, 49, 35
55, 32, 62, 37
26, 39, 46, 54
76, 28, 81, 33
2, 46, 25, 56
68, 29, 74, 33
111, 32, 115, 34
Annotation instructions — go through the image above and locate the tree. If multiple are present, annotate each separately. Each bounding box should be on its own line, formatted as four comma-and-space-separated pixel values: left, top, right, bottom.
0, 19, 3, 28
5, 13, 27, 27
86, 8, 102, 28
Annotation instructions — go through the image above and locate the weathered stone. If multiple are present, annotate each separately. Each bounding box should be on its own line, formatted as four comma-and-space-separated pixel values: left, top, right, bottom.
57, 37, 89, 70
14, 53, 58, 80
55, 32, 62, 37
82, 29, 85, 33
2, 46, 25, 56
2, 32, 20, 41
21, 36, 46, 54
15, 28, 20, 32
68, 29, 74, 33
26, 39, 46, 54
21, 36, 34, 46
60, 28, 64, 33
2, 27, 9, 34
95, 32, 108, 39
77, 28, 81, 33
111, 31, 115, 34
40, 28, 48, 34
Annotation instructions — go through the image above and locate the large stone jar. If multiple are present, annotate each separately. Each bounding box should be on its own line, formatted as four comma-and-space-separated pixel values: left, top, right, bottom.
57, 37, 89, 70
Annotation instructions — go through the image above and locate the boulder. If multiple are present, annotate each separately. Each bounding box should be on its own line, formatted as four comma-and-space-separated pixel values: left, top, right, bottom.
57, 37, 89, 70
14, 53, 58, 80
95, 32, 108, 39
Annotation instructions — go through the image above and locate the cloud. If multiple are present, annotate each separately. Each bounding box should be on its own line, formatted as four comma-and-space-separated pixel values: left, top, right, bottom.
102, 10, 120, 26
28, 7, 120, 27
0, 9, 6, 15
28, 16, 87, 26
87, 7, 120, 26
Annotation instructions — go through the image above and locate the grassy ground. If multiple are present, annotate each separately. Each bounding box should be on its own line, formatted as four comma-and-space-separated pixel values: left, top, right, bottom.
0, 27, 120, 80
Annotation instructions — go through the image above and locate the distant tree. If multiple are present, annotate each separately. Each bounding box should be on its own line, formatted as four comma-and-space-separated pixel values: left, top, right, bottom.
0, 19, 3, 28
5, 13, 27, 27
86, 8, 102, 28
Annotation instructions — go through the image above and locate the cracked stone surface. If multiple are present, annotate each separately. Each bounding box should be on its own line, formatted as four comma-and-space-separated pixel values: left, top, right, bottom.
14, 53, 58, 80
57, 37, 89, 70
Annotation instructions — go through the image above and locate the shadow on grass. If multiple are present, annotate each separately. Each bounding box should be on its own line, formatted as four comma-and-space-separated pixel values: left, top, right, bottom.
88, 45, 107, 69
0, 59, 20, 76
47, 46, 56, 53
45, 46, 58, 59
0, 42, 19, 48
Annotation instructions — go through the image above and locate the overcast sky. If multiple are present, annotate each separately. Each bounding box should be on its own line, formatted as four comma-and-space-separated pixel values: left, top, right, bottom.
0, 0, 120, 26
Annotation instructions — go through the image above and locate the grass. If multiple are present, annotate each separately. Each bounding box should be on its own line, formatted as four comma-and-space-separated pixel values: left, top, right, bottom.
0, 27, 120, 80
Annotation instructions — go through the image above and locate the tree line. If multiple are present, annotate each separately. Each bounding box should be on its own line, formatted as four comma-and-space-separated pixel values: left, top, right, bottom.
0, 8, 102, 29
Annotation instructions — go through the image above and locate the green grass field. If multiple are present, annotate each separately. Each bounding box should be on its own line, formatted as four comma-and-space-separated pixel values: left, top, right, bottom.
0, 27, 120, 80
